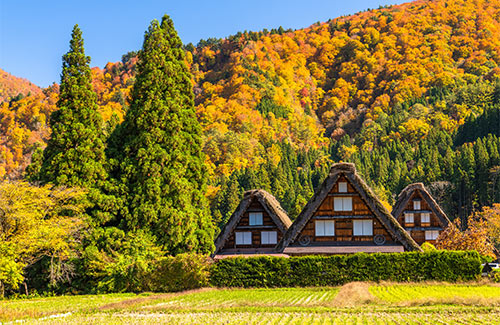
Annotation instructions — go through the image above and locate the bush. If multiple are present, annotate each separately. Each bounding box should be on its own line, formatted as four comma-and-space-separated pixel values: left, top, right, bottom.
421, 242, 436, 252
490, 269, 500, 283
83, 229, 164, 293
82, 228, 211, 293
150, 254, 211, 292
210, 251, 482, 288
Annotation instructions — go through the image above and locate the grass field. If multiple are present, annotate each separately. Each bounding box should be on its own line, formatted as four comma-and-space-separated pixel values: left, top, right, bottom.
1, 283, 500, 324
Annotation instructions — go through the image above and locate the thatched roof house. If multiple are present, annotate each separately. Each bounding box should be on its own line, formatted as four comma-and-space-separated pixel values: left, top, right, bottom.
212, 189, 292, 258
277, 163, 421, 254
392, 183, 451, 245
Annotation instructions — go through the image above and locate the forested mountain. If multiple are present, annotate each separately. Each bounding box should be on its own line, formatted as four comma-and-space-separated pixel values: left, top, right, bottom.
3, 0, 500, 225
0, 69, 42, 103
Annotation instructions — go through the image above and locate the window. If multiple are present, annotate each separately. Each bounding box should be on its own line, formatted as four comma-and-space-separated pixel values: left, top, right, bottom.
235, 232, 252, 245
261, 231, 277, 244
421, 213, 430, 224
404, 213, 414, 224
425, 230, 439, 240
249, 212, 263, 226
338, 182, 348, 193
353, 220, 373, 236
413, 200, 421, 210
315, 220, 335, 236
334, 197, 352, 211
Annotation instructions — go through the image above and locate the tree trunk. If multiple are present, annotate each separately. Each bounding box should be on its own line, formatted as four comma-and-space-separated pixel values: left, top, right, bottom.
0, 281, 4, 298
24, 282, 28, 296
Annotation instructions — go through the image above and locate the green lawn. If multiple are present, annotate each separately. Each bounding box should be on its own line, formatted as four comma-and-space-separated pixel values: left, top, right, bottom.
2, 284, 500, 324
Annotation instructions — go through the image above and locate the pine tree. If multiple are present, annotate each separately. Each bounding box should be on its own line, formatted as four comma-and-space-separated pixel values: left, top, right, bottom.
38, 25, 107, 188
111, 15, 214, 254
474, 138, 490, 205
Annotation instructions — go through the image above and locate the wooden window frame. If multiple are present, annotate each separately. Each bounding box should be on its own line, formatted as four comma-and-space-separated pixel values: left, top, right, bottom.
338, 182, 348, 193
425, 230, 439, 240
334, 197, 353, 211
421, 212, 430, 224
249, 212, 263, 226
353, 220, 373, 236
315, 220, 335, 236
235, 231, 252, 245
404, 213, 414, 224
261, 231, 277, 244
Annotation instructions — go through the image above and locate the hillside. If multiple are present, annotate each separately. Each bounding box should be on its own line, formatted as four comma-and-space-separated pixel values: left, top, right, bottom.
0, 68, 42, 103
3, 0, 500, 220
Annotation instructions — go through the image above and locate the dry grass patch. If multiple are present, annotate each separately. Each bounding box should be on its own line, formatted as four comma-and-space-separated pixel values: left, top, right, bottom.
98, 288, 214, 311
331, 282, 376, 307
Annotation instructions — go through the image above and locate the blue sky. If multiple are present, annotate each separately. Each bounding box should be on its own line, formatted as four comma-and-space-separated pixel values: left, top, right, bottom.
0, 0, 406, 87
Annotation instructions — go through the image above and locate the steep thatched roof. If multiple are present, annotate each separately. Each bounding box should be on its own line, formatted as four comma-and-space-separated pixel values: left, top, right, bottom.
212, 189, 291, 256
276, 163, 421, 252
392, 183, 451, 227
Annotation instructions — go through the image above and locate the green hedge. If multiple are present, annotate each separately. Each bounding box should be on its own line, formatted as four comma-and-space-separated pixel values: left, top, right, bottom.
209, 251, 482, 287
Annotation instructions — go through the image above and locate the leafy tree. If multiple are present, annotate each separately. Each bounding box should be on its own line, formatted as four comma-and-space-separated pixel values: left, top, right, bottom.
436, 209, 496, 259
82, 229, 163, 293
37, 25, 107, 188
110, 15, 215, 254
0, 181, 86, 296
476, 203, 500, 253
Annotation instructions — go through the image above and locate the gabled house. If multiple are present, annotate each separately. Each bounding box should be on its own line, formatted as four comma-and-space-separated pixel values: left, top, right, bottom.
212, 189, 292, 258
277, 163, 421, 255
392, 183, 451, 245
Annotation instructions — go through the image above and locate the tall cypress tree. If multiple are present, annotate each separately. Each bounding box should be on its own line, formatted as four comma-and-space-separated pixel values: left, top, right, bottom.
37, 25, 107, 188
111, 15, 214, 254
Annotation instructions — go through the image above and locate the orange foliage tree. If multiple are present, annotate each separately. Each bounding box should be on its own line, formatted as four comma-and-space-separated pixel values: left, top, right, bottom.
435, 205, 500, 258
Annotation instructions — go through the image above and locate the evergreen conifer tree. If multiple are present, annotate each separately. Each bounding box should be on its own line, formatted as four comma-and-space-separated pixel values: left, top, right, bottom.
111, 15, 214, 254
38, 25, 107, 188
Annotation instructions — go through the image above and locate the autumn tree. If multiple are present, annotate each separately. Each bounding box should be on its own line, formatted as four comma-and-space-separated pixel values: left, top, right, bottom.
0, 181, 86, 296
37, 25, 107, 189
109, 15, 215, 254
476, 203, 500, 252
435, 213, 496, 259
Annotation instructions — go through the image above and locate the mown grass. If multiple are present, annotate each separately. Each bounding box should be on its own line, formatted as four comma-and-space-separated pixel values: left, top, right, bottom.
2, 283, 500, 324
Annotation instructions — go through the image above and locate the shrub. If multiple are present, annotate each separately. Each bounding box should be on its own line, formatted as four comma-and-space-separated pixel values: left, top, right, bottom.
490, 269, 500, 283
421, 242, 436, 252
84, 229, 164, 293
210, 251, 482, 288
83, 228, 211, 293
150, 254, 211, 292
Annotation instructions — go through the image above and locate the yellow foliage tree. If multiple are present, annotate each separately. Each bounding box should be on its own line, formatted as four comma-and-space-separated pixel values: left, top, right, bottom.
0, 182, 86, 294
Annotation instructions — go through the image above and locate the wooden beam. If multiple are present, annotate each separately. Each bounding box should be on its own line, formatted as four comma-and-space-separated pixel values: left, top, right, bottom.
403, 210, 432, 214
236, 225, 277, 229
284, 245, 404, 254
404, 226, 443, 231
313, 215, 373, 219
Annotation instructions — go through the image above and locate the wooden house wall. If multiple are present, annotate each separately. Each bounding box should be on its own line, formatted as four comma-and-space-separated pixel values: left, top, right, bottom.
396, 190, 444, 245
297, 175, 393, 245
222, 199, 283, 250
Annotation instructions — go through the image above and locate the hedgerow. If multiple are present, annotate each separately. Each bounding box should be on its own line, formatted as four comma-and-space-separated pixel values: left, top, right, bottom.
209, 251, 482, 288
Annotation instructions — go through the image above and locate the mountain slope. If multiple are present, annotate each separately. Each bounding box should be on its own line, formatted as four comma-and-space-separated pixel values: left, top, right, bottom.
0, 0, 500, 215
0, 69, 42, 102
